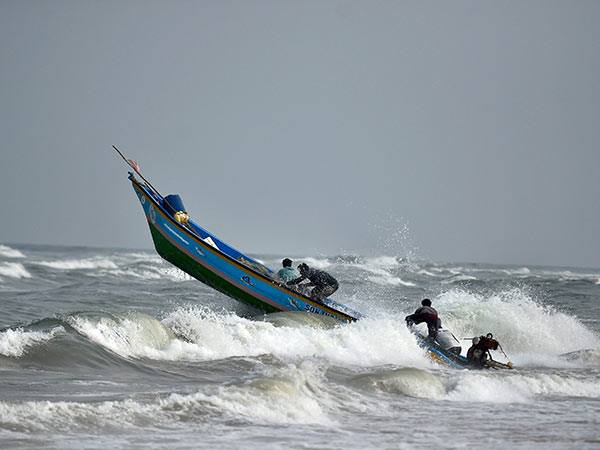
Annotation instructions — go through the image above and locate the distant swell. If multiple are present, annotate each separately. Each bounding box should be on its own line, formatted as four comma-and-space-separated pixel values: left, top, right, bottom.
35, 258, 118, 270
0, 245, 25, 258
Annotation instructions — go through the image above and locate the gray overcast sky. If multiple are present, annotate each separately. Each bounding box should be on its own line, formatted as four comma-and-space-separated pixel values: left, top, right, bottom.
1, 1, 599, 268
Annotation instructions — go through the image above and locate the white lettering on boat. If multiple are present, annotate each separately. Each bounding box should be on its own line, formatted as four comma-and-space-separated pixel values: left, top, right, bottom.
304, 304, 336, 318
164, 223, 189, 245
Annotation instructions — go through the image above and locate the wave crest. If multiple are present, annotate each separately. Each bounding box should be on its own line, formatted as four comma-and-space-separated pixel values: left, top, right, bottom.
0, 327, 63, 357
0, 245, 25, 258
0, 262, 32, 280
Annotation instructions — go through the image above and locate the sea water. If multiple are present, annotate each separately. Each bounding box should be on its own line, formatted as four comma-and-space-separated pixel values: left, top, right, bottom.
0, 244, 599, 449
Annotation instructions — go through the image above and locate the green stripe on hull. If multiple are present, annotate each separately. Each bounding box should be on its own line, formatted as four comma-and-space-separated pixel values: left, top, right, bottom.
148, 222, 280, 314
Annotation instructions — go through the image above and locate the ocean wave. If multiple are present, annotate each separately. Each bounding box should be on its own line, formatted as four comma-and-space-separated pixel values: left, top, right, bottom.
0, 262, 32, 280
446, 372, 600, 403
67, 312, 177, 360
174, 361, 334, 425
163, 306, 430, 367
441, 274, 477, 284
36, 258, 118, 270
501, 267, 531, 276
352, 366, 600, 403
0, 245, 25, 258
91, 266, 193, 282
366, 273, 415, 287
351, 368, 446, 399
0, 327, 63, 357
0, 360, 334, 431
416, 269, 438, 277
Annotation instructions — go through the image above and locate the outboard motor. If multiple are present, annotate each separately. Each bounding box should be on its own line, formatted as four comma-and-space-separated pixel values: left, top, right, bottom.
163, 194, 189, 224
435, 329, 462, 355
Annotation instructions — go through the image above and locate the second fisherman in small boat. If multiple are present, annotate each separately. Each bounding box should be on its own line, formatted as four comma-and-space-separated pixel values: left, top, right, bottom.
466, 333, 500, 366
405, 299, 441, 339
287, 263, 339, 302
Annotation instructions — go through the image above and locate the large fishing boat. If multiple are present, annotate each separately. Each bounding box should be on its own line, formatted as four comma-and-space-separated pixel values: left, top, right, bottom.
116, 148, 360, 322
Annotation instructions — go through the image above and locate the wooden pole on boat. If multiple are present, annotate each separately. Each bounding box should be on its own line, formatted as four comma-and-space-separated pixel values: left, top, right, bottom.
112, 145, 162, 196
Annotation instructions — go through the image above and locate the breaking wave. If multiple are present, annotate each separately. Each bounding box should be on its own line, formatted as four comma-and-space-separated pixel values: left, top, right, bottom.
0, 360, 335, 433
0, 262, 31, 280
3, 287, 598, 371
434, 288, 600, 366
1, 355, 599, 437
0, 327, 63, 357
0, 245, 25, 258
353, 367, 600, 403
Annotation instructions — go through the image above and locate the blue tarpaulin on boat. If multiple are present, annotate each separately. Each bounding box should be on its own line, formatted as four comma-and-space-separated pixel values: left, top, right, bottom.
163, 194, 186, 215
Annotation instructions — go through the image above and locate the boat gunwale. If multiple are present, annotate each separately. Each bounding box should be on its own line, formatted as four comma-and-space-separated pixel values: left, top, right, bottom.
131, 176, 357, 322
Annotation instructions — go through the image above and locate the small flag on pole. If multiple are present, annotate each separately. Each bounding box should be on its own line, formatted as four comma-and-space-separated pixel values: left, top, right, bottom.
127, 159, 141, 174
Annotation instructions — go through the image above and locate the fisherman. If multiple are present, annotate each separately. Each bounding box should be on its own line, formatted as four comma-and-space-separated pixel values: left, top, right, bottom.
277, 258, 300, 283
286, 263, 339, 302
405, 299, 440, 339
467, 333, 500, 366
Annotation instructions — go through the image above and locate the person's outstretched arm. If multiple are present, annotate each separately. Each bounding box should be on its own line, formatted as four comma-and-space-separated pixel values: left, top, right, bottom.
287, 275, 306, 286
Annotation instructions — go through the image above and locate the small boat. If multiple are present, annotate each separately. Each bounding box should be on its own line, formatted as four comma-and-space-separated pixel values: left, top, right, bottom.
417, 329, 514, 370
118, 151, 360, 323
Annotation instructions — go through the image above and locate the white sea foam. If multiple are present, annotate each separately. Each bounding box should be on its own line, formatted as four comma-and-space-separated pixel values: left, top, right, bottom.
0, 327, 63, 357
163, 307, 430, 367
344, 256, 416, 287
36, 258, 118, 270
0, 262, 32, 279
416, 269, 438, 277
120, 252, 161, 261
70, 305, 430, 367
441, 274, 477, 284
0, 245, 25, 258
91, 266, 193, 282
366, 272, 415, 287
298, 257, 332, 269
363, 255, 400, 269
502, 267, 531, 276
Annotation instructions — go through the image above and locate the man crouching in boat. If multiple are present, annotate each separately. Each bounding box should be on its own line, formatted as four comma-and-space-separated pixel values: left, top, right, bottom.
405, 299, 440, 340
467, 333, 500, 367
287, 263, 339, 302
277, 258, 300, 283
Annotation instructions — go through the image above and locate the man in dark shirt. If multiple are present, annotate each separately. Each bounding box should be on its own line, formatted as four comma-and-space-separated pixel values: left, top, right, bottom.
405, 298, 440, 339
287, 263, 339, 302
